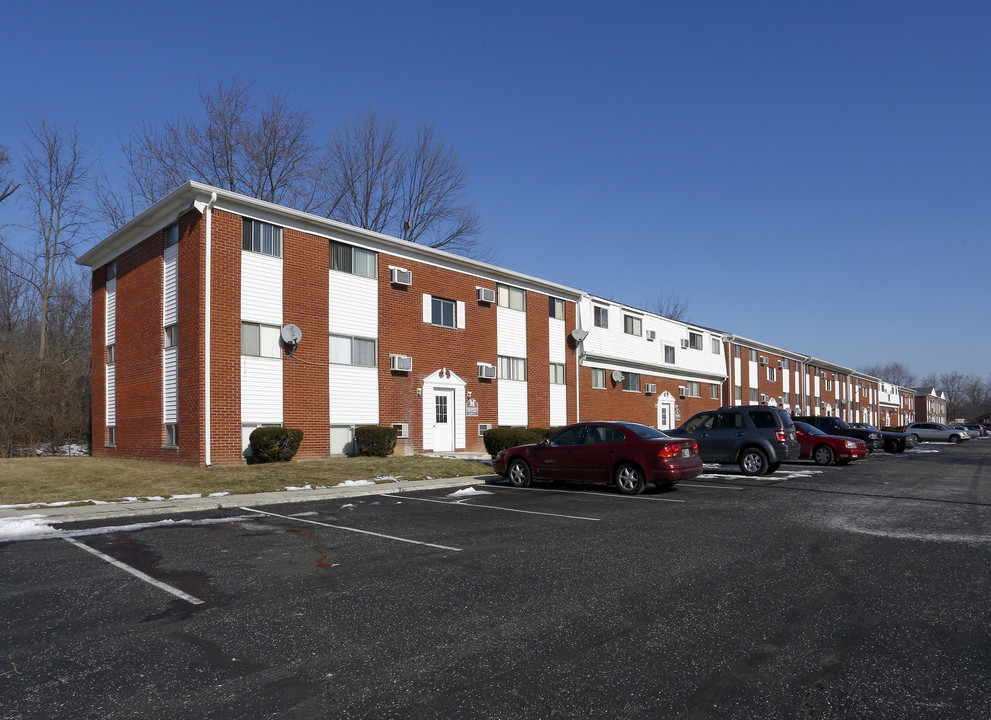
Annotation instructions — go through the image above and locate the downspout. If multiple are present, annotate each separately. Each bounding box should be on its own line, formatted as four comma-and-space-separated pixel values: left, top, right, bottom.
204, 191, 217, 466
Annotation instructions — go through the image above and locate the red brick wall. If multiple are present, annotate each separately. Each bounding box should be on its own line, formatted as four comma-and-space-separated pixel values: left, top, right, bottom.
282, 227, 330, 460
579, 368, 719, 427
175, 210, 206, 464
90, 266, 107, 453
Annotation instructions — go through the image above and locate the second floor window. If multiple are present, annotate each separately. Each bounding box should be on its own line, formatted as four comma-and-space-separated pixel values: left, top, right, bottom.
550, 363, 565, 384
591, 368, 605, 389
241, 322, 281, 358
689, 332, 703, 350
329, 240, 376, 278
497, 284, 525, 311
164, 324, 178, 348
431, 297, 456, 328
594, 306, 608, 328
622, 372, 640, 392
624, 315, 642, 336
242, 219, 282, 257
664, 345, 675, 364
549, 297, 565, 319
498, 356, 526, 381
330, 335, 376, 366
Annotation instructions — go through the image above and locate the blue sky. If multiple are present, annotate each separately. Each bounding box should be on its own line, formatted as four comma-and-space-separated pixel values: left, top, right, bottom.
3, 1, 989, 379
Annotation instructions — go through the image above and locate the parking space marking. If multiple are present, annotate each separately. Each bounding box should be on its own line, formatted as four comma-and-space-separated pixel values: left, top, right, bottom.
402, 496, 601, 520
240, 507, 462, 551
485, 485, 686, 503
679, 483, 745, 490
63, 537, 205, 605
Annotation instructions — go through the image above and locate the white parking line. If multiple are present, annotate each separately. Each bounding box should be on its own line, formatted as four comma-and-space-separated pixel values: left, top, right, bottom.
240, 507, 462, 551
63, 537, 205, 605
679, 483, 745, 490
403, 496, 602, 520
486, 485, 686, 503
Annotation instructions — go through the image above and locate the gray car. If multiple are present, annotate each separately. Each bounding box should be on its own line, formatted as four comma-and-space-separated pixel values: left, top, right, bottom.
669, 405, 800, 476
905, 422, 970, 444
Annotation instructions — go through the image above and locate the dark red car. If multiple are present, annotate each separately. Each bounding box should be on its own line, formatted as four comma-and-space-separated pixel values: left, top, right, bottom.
793, 421, 869, 466
492, 421, 702, 495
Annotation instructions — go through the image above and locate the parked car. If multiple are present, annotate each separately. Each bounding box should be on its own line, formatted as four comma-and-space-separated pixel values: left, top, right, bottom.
668, 405, 800, 476
965, 424, 988, 437
849, 422, 916, 453
492, 421, 702, 495
904, 422, 970, 444
792, 416, 884, 452
793, 422, 869, 465
951, 425, 977, 439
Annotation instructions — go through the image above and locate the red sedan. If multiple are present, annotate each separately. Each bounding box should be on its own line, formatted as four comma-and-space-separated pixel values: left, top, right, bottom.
492, 421, 702, 495
793, 421, 869, 466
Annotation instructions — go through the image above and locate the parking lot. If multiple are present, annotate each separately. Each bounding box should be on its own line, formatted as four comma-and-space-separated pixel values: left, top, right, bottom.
2, 442, 990, 719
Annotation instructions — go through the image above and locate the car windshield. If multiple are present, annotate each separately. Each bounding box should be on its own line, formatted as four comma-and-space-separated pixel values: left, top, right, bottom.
615, 422, 669, 440
795, 421, 825, 436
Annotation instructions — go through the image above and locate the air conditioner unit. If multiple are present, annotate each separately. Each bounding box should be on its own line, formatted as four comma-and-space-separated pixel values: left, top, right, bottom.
389, 267, 412, 286
476, 286, 496, 303
644, 383, 657, 394
391, 423, 409, 439
478, 423, 493, 436
646, 330, 656, 341
477, 363, 497, 379
820, 371, 827, 379
678, 386, 687, 398
760, 356, 768, 365
680, 339, 690, 349
760, 394, 769, 403
777, 360, 785, 368
390, 354, 413, 372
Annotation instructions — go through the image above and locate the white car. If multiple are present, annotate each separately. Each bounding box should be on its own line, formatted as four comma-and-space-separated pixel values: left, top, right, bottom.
905, 423, 970, 444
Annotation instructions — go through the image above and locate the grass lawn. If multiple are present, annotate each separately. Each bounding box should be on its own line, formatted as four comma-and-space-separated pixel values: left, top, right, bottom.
0, 455, 494, 507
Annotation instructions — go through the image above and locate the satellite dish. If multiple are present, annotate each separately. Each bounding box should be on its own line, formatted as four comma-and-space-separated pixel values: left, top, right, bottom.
570, 328, 589, 343
612, 370, 624, 383
281, 324, 302, 345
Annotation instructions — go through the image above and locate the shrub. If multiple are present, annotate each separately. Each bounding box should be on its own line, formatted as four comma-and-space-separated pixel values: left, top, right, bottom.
355, 425, 398, 457
483, 427, 547, 458
249, 427, 303, 463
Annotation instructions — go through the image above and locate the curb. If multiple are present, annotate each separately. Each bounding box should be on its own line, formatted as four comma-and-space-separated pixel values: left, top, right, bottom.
0, 474, 497, 525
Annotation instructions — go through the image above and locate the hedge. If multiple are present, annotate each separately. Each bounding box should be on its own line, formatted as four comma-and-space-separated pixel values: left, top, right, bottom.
248, 427, 304, 464
355, 425, 399, 457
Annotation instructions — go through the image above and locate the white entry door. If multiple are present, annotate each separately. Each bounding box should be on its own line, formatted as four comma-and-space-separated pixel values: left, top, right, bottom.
658, 400, 675, 431
433, 389, 455, 452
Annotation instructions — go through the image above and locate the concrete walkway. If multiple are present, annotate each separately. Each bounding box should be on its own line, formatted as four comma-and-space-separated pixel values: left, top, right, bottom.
0, 474, 497, 525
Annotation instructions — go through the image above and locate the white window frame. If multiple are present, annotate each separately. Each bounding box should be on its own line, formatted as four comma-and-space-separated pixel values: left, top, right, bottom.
550, 362, 566, 385
498, 355, 527, 381
164, 423, 178, 449
497, 284, 526, 311
164, 324, 178, 348
330, 334, 377, 367
684, 381, 701, 398
591, 368, 606, 389
241, 322, 282, 358
689, 331, 703, 350
664, 345, 676, 364
622, 372, 641, 392
329, 240, 377, 278
549, 297, 565, 319
623, 315, 642, 336
242, 218, 283, 257
431, 297, 456, 328
593, 306, 608, 328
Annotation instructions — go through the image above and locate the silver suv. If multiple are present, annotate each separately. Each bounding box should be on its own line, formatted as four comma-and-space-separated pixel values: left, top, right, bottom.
906, 423, 970, 444
669, 406, 801, 476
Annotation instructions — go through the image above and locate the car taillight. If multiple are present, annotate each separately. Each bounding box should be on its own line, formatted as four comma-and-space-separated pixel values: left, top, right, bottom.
657, 443, 680, 459
774, 430, 787, 443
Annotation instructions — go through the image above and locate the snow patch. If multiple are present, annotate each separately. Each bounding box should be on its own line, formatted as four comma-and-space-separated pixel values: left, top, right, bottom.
447, 487, 493, 498
1, 514, 257, 543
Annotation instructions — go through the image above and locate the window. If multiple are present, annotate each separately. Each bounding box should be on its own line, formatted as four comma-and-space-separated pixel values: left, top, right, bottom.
684, 381, 701, 398
664, 345, 675, 364
329, 240, 376, 278
623, 315, 642, 336
591, 368, 605, 389
106, 261, 117, 280
330, 335, 376, 366
498, 356, 527, 381
750, 388, 759, 403
780, 358, 790, 370
825, 380, 834, 392
735, 386, 742, 402
549, 297, 565, 320
766, 367, 777, 382
710, 384, 719, 400
241, 322, 282, 358
748, 410, 777, 428
106, 344, 115, 364
711, 338, 721, 354
734, 345, 741, 358
689, 331, 703, 350
783, 392, 790, 406
164, 423, 178, 448
431, 297, 456, 328
497, 284, 525, 311
242, 219, 282, 257
585, 424, 624, 444
622, 372, 640, 392
593, 306, 608, 328
164, 324, 178, 348
435, 395, 448, 424
164, 224, 179, 249
550, 363, 566, 385
749, 348, 758, 362
106, 426, 116, 447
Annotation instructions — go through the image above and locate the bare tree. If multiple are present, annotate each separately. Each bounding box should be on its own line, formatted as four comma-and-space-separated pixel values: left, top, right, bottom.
859, 361, 916, 387
0, 144, 19, 205
650, 291, 690, 322
4, 118, 91, 362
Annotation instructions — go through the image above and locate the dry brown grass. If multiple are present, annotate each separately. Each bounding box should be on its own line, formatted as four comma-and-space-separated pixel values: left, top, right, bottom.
0, 456, 494, 506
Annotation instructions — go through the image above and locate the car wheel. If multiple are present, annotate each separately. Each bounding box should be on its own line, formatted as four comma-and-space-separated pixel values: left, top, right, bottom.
739, 448, 768, 476
949, 434, 961, 444
812, 445, 835, 466
767, 461, 782, 473
614, 463, 646, 495
910, 434, 920, 445
507, 459, 532, 488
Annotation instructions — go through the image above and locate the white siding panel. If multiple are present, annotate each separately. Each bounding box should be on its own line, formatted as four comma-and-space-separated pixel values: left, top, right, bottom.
497, 307, 527, 357
105, 364, 116, 426
550, 384, 567, 426
548, 318, 566, 363
163, 245, 178, 326
241, 252, 283, 325
329, 365, 379, 424
329, 273, 378, 337
105, 278, 116, 345
163, 346, 178, 423
498, 381, 529, 426
240, 357, 283, 424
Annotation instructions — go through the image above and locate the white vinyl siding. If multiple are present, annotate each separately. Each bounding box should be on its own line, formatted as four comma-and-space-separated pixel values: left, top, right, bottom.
242, 252, 283, 326
105, 363, 116, 426
329, 271, 377, 337
105, 278, 116, 345
550, 384, 567, 427
498, 304, 528, 426
241, 356, 283, 424
105, 276, 116, 432
241, 249, 282, 427
328, 365, 379, 425
163, 244, 178, 326
163, 346, 178, 424
329, 269, 378, 427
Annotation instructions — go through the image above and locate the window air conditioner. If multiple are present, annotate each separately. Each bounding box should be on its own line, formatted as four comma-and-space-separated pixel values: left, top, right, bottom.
391, 423, 409, 439
760, 394, 769, 403
760, 356, 768, 365
678, 386, 687, 398
476, 287, 496, 303
680, 339, 690, 349
390, 354, 413, 372
777, 360, 785, 368
478, 423, 493, 436
644, 383, 657, 394
390, 267, 412, 286
478, 363, 497, 379
646, 330, 656, 341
